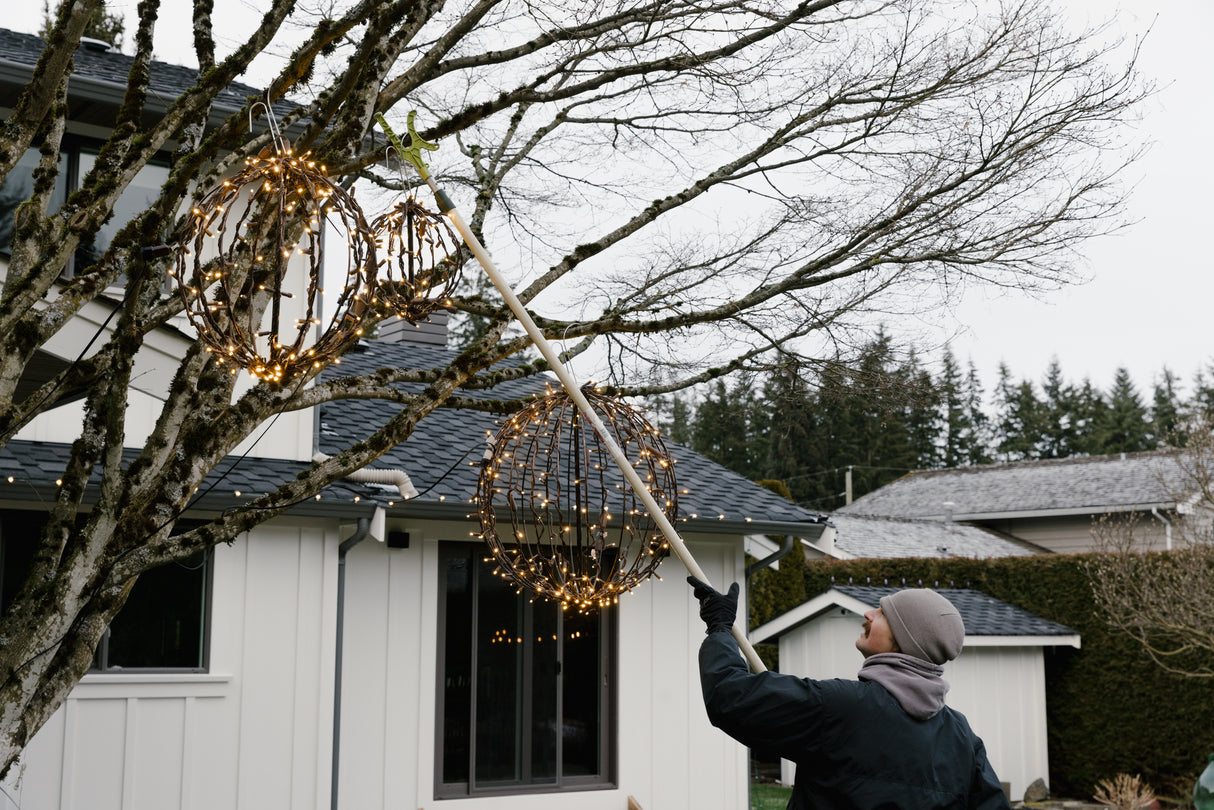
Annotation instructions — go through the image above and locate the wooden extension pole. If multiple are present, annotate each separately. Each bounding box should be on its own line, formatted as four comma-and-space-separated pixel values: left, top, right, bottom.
378, 113, 765, 672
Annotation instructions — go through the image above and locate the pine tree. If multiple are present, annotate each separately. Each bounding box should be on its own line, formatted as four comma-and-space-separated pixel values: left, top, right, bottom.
1070, 378, 1109, 456
995, 364, 1046, 460
938, 349, 973, 467
1101, 367, 1151, 454
1040, 358, 1079, 458
765, 365, 829, 508
1149, 367, 1183, 447
901, 351, 942, 469
41, 0, 126, 50
690, 380, 763, 478
962, 360, 993, 465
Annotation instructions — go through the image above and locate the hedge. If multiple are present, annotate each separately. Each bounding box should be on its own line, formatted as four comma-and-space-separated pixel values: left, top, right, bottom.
748, 552, 1214, 801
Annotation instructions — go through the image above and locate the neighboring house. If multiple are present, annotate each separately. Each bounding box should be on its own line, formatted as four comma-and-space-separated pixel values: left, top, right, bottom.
745, 510, 1046, 566
0, 28, 831, 810
836, 452, 1205, 553
750, 586, 1080, 801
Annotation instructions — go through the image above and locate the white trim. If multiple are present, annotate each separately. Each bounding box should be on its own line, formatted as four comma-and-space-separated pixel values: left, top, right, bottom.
909, 502, 1177, 522
744, 534, 780, 560
964, 635, 1081, 649
749, 590, 873, 643
72, 673, 233, 699
749, 588, 1081, 650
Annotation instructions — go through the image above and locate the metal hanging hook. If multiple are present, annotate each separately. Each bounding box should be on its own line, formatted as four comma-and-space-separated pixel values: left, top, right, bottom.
249, 94, 286, 154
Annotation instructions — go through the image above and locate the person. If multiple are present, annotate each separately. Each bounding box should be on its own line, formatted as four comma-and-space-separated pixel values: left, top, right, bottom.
688, 577, 1011, 810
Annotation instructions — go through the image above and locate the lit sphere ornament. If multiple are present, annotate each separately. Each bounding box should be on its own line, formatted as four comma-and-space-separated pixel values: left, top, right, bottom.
477, 386, 678, 609
172, 143, 378, 383
369, 197, 464, 322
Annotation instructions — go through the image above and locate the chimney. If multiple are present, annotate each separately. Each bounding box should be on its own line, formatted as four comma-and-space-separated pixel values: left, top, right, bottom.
375, 310, 449, 347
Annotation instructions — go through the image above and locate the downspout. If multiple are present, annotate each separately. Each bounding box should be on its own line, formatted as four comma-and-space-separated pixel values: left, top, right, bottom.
745, 535, 796, 579
331, 516, 371, 810
1150, 507, 1173, 551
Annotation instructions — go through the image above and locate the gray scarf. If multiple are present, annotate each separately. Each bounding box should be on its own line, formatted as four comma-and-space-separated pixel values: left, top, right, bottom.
857, 652, 949, 720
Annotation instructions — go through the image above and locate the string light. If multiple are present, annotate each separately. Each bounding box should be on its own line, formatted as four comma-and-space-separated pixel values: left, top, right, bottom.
172, 142, 378, 383
369, 197, 464, 322
477, 386, 678, 611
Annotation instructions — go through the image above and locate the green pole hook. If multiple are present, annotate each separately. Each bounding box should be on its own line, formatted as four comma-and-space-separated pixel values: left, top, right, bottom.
375, 111, 437, 180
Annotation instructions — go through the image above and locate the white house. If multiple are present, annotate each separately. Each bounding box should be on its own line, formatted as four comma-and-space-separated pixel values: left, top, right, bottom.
1, 332, 831, 810
0, 26, 831, 810
750, 585, 1081, 801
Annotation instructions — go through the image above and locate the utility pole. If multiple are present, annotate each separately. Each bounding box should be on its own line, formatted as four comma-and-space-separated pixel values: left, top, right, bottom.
845, 465, 853, 505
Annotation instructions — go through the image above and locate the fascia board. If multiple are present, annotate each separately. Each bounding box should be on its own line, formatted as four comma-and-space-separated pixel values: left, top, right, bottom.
963, 635, 1081, 649
918, 503, 1178, 521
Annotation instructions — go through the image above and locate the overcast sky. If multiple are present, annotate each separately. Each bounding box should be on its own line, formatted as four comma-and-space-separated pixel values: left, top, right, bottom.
7, 0, 1211, 398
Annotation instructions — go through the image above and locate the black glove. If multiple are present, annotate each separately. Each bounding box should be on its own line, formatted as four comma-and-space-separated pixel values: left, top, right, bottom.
687, 576, 739, 635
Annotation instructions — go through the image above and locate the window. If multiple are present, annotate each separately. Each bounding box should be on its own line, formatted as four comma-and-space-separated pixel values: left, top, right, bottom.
0, 510, 211, 672
0, 148, 67, 254
436, 542, 616, 798
0, 141, 168, 277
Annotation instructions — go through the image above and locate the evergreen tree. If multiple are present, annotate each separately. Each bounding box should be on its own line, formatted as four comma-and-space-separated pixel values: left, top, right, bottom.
994, 364, 1046, 460
764, 365, 828, 507
1040, 357, 1079, 458
901, 351, 942, 469
1101, 367, 1151, 454
961, 360, 993, 465
690, 379, 764, 479
1188, 365, 1214, 425
651, 393, 694, 446
1149, 367, 1183, 447
41, 0, 125, 50
938, 349, 973, 467
1070, 378, 1109, 456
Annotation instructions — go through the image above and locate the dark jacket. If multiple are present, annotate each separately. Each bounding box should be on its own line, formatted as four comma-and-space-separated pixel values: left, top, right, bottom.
699, 631, 1011, 810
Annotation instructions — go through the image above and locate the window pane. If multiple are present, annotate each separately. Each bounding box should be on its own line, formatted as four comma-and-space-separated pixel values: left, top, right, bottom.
437, 542, 614, 796
475, 560, 523, 783
0, 149, 66, 255
441, 554, 472, 784
562, 608, 602, 776
104, 552, 207, 669
530, 600, 558, 784
75, 150, 168, 268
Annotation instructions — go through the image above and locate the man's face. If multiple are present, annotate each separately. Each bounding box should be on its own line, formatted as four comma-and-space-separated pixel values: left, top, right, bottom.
856, 607, 899, 658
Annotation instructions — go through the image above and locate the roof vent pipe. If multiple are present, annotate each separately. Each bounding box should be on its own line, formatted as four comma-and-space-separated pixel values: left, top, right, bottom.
312, 453, 419, 499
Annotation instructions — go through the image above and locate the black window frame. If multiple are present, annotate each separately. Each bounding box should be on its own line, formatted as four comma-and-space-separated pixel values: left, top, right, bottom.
434, 541, 618, 800
0, 135, 171, 279
0, 509, 213, 674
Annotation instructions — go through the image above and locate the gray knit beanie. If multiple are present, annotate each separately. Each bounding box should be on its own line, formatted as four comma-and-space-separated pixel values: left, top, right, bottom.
879, 589, 965, 665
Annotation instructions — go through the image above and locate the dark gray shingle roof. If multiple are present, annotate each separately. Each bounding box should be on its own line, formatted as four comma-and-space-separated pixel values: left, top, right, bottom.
0, 440, 381, 517
837, 452, 1188, 520
2, 340, 826, 533
832, 585, 1076, 637
318, 340, 827, 532
829, 513, 1043, 559
0, 27, 298, 127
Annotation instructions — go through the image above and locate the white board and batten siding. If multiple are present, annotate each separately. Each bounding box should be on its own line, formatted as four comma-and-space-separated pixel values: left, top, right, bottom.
11, 518, 755, 810
337, 526, 753, 810
13, 519, 342, 810
770, 607, 1053, 801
